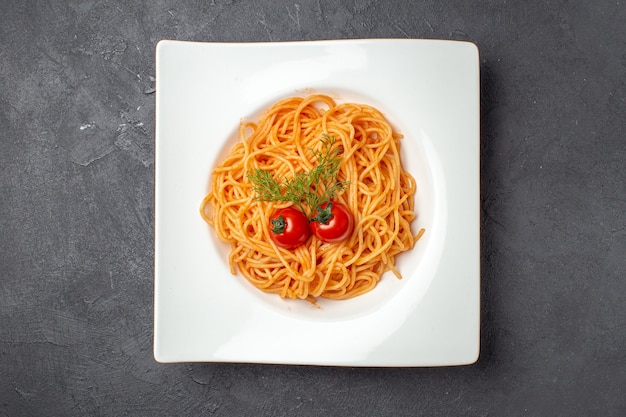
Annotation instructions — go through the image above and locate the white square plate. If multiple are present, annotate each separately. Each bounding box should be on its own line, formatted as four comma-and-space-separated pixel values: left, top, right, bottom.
154, 39, 480, 366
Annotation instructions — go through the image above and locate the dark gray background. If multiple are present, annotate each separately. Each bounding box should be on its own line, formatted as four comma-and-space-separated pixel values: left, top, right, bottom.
1, 0, 624, 416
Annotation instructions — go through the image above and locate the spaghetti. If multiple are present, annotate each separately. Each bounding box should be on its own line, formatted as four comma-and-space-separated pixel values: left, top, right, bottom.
200, 94, 424, 301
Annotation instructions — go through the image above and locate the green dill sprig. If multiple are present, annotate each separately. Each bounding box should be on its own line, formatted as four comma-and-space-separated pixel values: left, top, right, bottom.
247, 134, 348, 218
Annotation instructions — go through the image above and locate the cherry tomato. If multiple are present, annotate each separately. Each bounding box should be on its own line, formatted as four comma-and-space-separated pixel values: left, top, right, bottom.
310, 201, 354, 243
268, 207, 311, 249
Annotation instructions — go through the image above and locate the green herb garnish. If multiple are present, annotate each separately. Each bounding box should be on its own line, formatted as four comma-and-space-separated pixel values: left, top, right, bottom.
247, 134, 348, 218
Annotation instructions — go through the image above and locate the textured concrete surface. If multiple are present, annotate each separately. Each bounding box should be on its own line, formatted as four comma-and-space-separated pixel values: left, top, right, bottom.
1, 0, 625, 416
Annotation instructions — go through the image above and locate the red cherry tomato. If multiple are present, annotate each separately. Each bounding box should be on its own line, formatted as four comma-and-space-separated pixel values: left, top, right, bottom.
310, 201, 354, 243
268, 207, 311, 249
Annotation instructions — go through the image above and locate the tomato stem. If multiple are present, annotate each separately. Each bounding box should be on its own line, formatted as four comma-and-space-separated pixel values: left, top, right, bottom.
311, 201, 334, 225
270, 215, 286, 234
